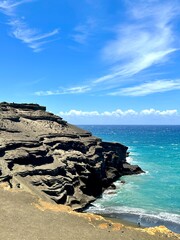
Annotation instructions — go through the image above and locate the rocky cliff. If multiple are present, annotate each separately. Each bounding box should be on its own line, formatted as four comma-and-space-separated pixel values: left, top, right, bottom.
0, 102, 143, 210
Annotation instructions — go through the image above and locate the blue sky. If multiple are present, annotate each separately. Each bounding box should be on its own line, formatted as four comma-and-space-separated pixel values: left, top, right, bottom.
0, 0, 180, 124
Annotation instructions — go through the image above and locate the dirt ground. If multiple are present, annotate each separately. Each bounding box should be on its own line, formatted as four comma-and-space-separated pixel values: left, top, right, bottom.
0, 187, 179, 240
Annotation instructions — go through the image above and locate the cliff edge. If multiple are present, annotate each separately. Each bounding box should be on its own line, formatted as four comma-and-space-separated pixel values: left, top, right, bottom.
0, 102, 143, 210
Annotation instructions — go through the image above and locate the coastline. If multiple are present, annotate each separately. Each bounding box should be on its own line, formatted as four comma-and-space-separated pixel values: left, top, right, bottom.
80, 125, 180, 235
0, 106, 179, 239
0, 103, 143, 211
98, 214, 142, 228
84, 182, 180, 234
0, 186, 179, 240
93, 211, 180, 234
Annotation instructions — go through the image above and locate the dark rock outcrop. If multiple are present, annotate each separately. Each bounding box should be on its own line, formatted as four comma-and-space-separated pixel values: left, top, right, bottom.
0, 102, 143, 210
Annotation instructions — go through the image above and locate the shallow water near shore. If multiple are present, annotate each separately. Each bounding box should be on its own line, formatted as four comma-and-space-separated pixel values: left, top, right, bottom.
79, 125, 180, 233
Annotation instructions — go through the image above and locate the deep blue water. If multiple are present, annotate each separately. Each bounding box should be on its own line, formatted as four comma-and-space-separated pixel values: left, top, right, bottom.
79, 125, 180, 233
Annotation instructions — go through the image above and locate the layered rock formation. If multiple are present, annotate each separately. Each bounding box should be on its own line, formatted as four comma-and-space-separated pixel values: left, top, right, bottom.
0, 102, 143, 210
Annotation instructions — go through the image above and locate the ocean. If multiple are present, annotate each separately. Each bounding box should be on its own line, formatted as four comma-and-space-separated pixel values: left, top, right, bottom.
79, 125, 180, 233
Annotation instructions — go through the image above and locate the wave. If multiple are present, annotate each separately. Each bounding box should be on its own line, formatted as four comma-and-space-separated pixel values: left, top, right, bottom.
171, 143, 179, 146
130, 152, 140, 156
126, 156, 133, 163
86, 205, 180, 233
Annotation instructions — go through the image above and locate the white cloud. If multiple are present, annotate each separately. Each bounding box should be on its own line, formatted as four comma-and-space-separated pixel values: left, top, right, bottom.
0, 0, 59, 52
94, 1, 180, 84
0, 0, 32, 15
9, 19, 59, 52
59, 110, 100, 117
35, 86, 91, 96
110, 79, 180, 96
103, 109, 138, 117
59, 108, 178, 117
140, 109, 177, 116
72, 17, 96, 44
35, 79, 180, 97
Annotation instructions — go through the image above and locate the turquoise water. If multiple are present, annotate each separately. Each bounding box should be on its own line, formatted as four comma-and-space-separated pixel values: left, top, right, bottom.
80, 125, 180, 233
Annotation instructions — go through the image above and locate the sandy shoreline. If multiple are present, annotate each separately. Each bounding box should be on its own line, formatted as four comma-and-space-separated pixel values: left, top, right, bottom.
0, 186, 179, 240
90, 210, 180, 234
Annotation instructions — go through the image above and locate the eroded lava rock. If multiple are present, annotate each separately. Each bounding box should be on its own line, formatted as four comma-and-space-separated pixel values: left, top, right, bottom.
0, 102, 143, 210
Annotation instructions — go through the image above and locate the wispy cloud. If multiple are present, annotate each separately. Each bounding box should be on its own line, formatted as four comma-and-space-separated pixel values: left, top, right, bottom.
35, 86, 91, 96
93, 1, 180, 85
0, 0, 59, 52
59, 108, 178, 117
72, 17, 96, 44
110, 79, 180, 96
9, 19, 59, 52
0, 0, 31, 15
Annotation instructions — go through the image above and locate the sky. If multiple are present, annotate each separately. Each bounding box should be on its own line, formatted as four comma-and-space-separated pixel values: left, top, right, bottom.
0, 0, 180, 124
